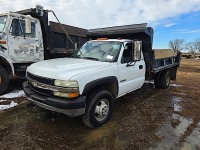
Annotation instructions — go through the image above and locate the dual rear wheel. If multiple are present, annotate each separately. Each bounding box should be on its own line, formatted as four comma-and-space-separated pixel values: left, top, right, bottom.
154, 70, 171, 89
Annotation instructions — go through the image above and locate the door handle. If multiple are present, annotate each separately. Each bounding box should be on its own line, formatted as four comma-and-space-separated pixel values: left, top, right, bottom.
139, 65, 143, 69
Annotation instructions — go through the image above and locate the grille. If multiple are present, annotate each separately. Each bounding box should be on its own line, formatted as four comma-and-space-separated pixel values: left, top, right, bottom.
29, 84, 52, 96
27, 72, 53, 96
27, 72, 53, 85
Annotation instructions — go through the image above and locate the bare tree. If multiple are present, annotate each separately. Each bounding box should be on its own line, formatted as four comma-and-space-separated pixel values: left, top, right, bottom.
194, 39, 200, 54
168, 39, 185, 52
185, 42, 196, 55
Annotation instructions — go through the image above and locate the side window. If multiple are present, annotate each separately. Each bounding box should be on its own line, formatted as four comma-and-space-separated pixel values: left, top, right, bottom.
10, 19, 36, 38
26, 22, 36, 38
121, 43, 133, 64
10, 19, 21, 36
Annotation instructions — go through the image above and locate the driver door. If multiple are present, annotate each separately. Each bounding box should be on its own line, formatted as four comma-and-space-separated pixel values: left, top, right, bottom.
118, 42, 145, 96
7, 18, 39, 63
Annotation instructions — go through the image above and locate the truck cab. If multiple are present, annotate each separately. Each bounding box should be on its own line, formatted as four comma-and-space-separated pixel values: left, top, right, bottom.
0, 12, 44, 94
2, 13, 44, 63
69, 39, 145, 97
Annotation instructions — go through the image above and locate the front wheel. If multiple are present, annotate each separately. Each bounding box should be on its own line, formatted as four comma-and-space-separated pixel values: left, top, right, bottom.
82, 89, 114, 128
0, 66, 9, 95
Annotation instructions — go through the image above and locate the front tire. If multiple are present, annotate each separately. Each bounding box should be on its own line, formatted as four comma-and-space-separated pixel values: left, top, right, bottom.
0, 66, 9, 95
82, 89, 114, 128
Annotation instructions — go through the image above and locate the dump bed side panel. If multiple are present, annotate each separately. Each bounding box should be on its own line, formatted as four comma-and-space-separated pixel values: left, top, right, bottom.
45, 21, 88, 59
152, 50, 181, 74
154, 49, 177, 59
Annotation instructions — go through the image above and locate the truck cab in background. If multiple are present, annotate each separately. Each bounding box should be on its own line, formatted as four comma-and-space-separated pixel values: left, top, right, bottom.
0, 5, 88, 95
0, 12, 43, 94
6, 14, 44, 63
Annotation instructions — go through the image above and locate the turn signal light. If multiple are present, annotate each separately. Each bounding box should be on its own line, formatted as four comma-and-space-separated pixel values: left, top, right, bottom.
68, 93, 80, 98
53, 91, 79, 98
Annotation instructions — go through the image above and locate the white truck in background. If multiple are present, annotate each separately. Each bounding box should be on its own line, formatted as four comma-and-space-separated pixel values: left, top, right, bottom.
23, 24, 181, 128
0, 5, 87, 95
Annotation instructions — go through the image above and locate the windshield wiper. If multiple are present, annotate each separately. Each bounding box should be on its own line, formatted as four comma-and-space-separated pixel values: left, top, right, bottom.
82, 57, 99, 61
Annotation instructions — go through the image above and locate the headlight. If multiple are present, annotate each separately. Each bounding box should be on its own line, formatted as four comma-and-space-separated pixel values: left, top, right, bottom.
53, 80, 79, 98
54, 80, 79, 87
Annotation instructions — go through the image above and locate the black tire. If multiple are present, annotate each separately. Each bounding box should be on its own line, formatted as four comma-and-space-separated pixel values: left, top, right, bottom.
0, 66, 9, 95
160, 70, 171, 89
82, 89, 114, 128
154, 72, 161, 88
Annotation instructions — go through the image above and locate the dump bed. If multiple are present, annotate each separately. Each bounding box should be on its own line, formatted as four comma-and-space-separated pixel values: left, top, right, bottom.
87, 24, 181, 79
47, 21, 88, 59
153, 49, 181, 74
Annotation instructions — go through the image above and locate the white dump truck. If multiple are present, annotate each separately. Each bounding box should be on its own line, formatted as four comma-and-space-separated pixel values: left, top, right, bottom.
0, 5, 87, 95
23, 24, 181, 128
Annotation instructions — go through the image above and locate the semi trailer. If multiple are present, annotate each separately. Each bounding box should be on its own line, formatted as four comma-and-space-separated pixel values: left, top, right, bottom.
0, 5, 88, 95
23, 23, 181, 128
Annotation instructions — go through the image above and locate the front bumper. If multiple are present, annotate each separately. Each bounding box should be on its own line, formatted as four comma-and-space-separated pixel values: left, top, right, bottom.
23, 81, 86, 117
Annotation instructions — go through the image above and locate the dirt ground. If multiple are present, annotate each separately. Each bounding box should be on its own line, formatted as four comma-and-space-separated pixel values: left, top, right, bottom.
0, 58, 200, 150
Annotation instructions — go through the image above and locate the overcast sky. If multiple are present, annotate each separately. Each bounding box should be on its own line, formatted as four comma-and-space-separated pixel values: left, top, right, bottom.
0, 0, 200, 48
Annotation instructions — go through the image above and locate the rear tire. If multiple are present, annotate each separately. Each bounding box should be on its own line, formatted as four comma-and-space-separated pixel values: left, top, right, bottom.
0, 66, 9, 95
82, 89, 114, 128
160, 70, 171, 89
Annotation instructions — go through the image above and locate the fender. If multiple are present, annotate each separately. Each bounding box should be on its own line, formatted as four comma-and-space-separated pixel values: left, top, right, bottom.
82, 76, 119, 96
0, 51, 14, 75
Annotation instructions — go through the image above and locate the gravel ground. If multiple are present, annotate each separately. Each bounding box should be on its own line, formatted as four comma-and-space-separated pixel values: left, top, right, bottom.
0, 58, 199, 150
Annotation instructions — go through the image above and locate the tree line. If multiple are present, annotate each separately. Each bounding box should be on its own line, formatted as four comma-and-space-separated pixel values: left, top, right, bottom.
169, 38, 200, 55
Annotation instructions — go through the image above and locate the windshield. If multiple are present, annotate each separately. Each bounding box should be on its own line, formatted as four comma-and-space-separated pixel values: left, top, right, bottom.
0, 16, 7, 32
72, 41, 122, 62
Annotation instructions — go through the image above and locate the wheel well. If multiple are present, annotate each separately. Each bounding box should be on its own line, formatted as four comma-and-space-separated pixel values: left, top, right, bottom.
84, 82, 118, 99
0, 57, 13, 75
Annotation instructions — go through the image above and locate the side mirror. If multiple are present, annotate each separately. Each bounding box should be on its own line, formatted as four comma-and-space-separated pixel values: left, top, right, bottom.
25, 17, 31, 34
75, 43, 78, 51
134, 41, 142, 61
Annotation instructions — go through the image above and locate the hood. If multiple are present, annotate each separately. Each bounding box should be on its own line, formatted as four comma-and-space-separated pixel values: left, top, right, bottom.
27, 58, 111, 80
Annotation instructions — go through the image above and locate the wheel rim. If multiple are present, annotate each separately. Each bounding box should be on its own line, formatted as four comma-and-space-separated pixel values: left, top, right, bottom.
95, 99, 109, 121
166, 74, 170, 86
